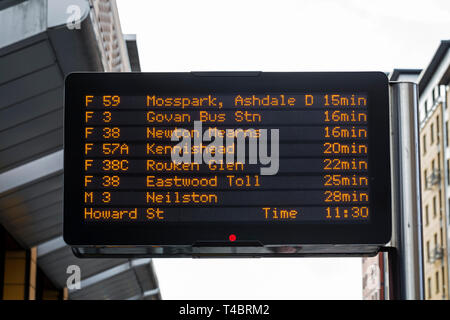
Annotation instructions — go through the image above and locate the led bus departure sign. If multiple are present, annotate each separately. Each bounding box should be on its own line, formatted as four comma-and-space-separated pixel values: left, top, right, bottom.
64, 72, 391, 255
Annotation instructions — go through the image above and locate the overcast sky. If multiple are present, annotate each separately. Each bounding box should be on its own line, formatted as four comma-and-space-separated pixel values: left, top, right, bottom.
116, 0, 450, 299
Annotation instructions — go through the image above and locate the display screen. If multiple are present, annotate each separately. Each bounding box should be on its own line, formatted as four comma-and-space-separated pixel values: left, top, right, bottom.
82, 93, 370, 222
64, 72, 391, 246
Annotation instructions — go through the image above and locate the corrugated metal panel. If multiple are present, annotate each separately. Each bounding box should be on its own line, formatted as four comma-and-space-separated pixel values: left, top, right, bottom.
0, 88, 61, 131
0, 173, 63, 247
0, 109, 63, 151
0, 129, 63, 172
0, 64, 63, 109
1, 128, 62, 174
0, 39, 56, 84
0, 34, 64, 172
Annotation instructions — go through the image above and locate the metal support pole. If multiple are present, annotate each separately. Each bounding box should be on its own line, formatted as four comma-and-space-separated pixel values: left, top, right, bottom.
389, 81, 424, 299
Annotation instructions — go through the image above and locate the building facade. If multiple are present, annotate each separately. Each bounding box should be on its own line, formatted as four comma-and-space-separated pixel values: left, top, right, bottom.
363, 43, 450, 300
418, 40, 450, 300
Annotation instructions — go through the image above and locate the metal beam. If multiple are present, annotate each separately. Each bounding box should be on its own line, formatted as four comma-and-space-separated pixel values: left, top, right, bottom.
69, 258, 153, 293
0, 149, 63, 194
36, 236, 66, 257
127, 288, 160, 300
389, 81, 424, 299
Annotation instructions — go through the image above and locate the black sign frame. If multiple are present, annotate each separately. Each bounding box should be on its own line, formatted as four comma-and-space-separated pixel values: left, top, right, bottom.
64, 72, 391, 254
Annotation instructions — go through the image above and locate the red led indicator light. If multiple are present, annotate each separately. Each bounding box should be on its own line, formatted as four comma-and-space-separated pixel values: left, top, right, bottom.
229, 234, 237, 242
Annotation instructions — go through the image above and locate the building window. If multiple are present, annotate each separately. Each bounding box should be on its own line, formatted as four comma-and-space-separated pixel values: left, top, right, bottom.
448, 159, 450, 185
439, 190, 442, 217
437, 116, 440, 144
438, 153, 441, 170
436, 271, 440, 294
427, 241, 430, 261
446, 87, 449, 109
425, 100, 429, 115
446, 121, 449, 146
442, 266, 446, 298
428, 277, 432, 299
425, 205, 429, 226
425, 169, 428, 189
431, 123, 435, 144
423, 135, 427, 154
433, 196, 437, 218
